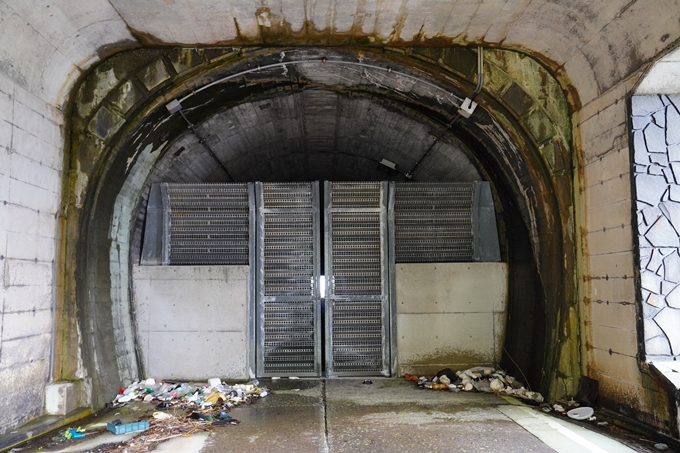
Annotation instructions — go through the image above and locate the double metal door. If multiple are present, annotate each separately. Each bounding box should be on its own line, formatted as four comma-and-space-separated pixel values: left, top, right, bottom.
255, 181, 392, 377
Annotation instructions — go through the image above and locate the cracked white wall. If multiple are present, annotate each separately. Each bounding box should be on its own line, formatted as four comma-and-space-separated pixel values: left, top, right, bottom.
632, 95, 680, 360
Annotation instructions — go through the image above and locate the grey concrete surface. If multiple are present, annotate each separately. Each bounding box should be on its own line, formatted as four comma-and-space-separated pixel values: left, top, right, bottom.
396, 263, 507, 376
132, 265, 250, 380
198, 379, 639, 453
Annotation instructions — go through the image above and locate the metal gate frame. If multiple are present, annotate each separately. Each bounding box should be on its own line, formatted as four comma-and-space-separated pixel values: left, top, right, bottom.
324, 181, 392, 377
255, 182, 323, 377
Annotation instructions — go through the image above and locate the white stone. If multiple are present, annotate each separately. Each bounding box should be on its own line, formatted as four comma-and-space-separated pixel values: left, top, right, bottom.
644, 300, 663, 319
669, 144, 680, 162
640, 206, 663, 226
647, 292, 665, 307
663, 168, 675, 184
653, 108, 666, 128
632, 115, 651, 131
666, 105, 680, 145
636, 174, 668, 206
654, 307, 680, 355
669, 184, 680, 202
632, 96, 665, 116
650, 153, 669, 166
645, 215, 679, 247
645, 318, 666, 339
664, 251, 680, 282
666, 284, 680, 308
45, 382, 76, 416
649, 165, 664, 176
642, 271, 663, 294
644, 123, 667, 154
633, 130, 649, 164
646, 248, 664, 273
646, 335, 672, 356
670, 96, 680, 114
660, 201, 680, 228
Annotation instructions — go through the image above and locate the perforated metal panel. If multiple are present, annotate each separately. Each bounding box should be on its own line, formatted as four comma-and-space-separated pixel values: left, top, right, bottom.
393, 182, 474, 263
160, 183, 252, 265
325, 181, 391, 377
256, 182, 322, 377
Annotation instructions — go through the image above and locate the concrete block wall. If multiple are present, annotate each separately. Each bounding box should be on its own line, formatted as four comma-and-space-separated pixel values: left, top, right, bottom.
0, 71, 64, 434
395, 263, 508, 377
132, 265, 250, 380
579, 76, 671, 428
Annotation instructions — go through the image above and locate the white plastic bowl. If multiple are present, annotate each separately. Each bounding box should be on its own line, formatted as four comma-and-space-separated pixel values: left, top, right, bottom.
567, 407, 594, 420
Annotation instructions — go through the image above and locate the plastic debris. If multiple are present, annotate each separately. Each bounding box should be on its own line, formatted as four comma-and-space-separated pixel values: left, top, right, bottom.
655, 443, 669, 450
406, 366, 544, 403
566, 406, 594, 420
153, 412, 173, 420
112, 378, 269, 409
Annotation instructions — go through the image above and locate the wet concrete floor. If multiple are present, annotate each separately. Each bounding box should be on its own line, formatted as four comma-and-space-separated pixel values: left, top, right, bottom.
198, 379, 636, 453
20, 378, 655, 453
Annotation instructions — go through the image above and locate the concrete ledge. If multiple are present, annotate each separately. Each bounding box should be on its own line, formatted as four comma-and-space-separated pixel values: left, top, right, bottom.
0, 407, 92, 452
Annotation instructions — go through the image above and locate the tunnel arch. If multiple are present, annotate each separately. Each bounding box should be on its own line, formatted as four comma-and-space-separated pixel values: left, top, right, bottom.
61, 46, 577, 408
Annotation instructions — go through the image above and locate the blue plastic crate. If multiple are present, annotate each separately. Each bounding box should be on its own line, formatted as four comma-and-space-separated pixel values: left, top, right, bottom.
107, 420, 149, 435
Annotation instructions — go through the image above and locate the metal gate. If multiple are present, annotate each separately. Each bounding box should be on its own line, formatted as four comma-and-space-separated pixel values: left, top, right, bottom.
324, 182, 391, 377
255, 182, 322, 377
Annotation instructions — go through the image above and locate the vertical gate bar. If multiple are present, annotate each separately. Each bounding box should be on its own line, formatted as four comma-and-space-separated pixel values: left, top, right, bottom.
387, 181, 397, 377
379, 181, 390, 376
312, 181, 322, 376
324, 181, 334, 377
247, 182, 257, 378
254, 182, 265, 377
160, 183, 170, 266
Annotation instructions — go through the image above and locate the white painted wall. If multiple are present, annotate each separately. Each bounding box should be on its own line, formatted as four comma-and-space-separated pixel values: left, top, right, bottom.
0, 70, 65, 433
132, 265, 250, 380
395, 263, 507, 377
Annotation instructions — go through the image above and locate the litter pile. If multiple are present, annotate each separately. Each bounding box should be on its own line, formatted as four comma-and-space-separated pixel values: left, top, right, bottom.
48, 378, 269, 452
113, 377, 268, 408
405, 366, 544, 403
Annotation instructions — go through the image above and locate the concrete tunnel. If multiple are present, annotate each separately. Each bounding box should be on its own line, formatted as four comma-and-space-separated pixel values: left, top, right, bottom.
68, 46, 566, 407
1, 0, 680, 445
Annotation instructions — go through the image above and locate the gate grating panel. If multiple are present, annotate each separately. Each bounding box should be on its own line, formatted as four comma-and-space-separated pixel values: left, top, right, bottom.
257, 182, 321, 377
164, 183, 250, 265
394, 182, 474, 263
325, 182, 390, 376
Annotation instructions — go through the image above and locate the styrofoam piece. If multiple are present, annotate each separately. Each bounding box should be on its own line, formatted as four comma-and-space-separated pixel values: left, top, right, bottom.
567, 407, 594, 420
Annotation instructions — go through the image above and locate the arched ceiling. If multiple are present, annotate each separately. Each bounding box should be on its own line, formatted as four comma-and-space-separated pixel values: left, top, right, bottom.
0, 0, 678, 107
147, 89, 481, 184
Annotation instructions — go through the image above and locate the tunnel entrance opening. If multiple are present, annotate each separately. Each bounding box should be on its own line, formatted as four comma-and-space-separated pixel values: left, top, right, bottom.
64, 46, 573, 408
137, 180, 502, 380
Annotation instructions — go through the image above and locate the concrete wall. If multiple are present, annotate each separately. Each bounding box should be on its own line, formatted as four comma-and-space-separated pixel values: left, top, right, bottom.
0, 71, 64, 434
579, 74, 673, 430
132, 265, 250, 380
395, 263, 507, 377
